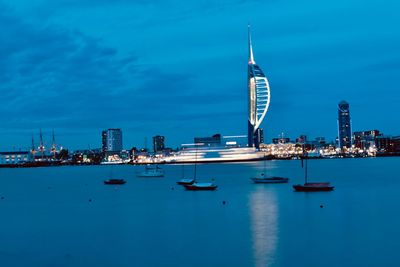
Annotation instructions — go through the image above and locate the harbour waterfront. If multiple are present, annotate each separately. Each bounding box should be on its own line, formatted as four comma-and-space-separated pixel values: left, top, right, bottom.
0, 158, 399, 267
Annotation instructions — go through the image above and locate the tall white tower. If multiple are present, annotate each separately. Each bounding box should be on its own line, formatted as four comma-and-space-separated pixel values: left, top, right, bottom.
247, 25, 270, 148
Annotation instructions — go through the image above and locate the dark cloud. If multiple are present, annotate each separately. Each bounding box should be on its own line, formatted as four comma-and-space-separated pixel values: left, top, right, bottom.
0, 6, 215, 148
0, 5, 248, 149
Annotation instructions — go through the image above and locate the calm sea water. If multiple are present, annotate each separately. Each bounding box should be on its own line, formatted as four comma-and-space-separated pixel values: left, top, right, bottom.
0, 157, 399, 267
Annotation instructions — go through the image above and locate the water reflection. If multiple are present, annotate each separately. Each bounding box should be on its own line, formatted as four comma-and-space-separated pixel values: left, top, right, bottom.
249, 159, 280, 174
249, 186, 278, 267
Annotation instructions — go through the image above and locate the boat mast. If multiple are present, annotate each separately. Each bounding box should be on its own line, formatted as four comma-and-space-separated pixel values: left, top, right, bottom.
30, 134, 36, 159
39, 129, 44, 159
51, 129, 57, 158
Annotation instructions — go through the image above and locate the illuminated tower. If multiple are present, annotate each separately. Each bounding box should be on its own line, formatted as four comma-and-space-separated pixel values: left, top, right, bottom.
247, 25, 270, 148
103, 128, 123, 152
338, 101, 352, 150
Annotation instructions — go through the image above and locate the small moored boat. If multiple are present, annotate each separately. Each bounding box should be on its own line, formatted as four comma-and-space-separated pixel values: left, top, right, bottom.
293, 182, 334, 192
293, 146, 334, 192
104, 179, 126, 185
251, 156, 289, 184
180, 145, 218, 190
184, 182, 217, 191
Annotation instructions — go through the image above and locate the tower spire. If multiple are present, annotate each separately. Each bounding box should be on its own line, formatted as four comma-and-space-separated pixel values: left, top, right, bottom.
248, 24, 255, 64
247, 25, 270, 148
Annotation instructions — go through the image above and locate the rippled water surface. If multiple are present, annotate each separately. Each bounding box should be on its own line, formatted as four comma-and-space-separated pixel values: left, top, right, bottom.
0, 157, 399, 267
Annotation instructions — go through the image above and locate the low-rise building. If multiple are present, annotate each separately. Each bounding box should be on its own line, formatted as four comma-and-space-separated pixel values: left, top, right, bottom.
0, 151, 32, 165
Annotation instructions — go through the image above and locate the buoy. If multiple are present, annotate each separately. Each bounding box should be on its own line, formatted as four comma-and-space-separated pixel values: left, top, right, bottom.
320, 204, 324, 208
222, 201, 226, 205
89, 199, 92, 202
171, 187, 174, 190
1, 196, 4, 200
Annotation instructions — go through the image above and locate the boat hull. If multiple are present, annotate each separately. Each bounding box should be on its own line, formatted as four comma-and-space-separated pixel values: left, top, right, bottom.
184, 184, 217, 191
104, 179, 126, 185
176, 179, 195, 185
293, 183, 334, 192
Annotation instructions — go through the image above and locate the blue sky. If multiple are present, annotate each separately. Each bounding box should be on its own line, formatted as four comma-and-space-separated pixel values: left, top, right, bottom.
0, 0, 399, 150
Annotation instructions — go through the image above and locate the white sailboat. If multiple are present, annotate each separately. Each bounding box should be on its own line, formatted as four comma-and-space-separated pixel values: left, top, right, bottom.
181, 144, 217, 190
176, 164, 195, 185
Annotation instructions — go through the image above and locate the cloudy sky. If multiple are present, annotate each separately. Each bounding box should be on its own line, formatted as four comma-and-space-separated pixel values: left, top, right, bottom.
0, 0, 399, 150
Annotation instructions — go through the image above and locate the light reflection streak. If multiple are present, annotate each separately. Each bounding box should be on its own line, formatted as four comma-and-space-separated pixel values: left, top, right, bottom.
249, 187, 278, 267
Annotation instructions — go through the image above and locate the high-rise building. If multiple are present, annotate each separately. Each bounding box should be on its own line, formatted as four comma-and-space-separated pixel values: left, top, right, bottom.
153, 135, 165, 152
337, 101, 351, 149
247, 25, 270, 148
102, 128, 123, 152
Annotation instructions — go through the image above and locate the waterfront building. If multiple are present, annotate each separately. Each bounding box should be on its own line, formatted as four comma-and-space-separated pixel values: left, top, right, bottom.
0, 151, 31, 165
353, 130, 380, 150
153, 135, 165, 152
375, 136, 393, 152
272, 137, 290, 144
315, 137, 326, 145
72, 149, 103, 164
337, 101, 352, 149
247, 25, 270, 148
296, 135, 307, 144
391, 136, 400, 152
102, 128, 123, 152
305, 137, 328, 151
194, 134, 221, 147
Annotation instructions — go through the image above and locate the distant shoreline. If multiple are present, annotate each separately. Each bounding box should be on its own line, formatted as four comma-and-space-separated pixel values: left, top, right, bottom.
0, 153, 399, 168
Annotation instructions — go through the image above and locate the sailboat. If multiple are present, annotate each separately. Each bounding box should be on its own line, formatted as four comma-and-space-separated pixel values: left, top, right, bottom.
104, 166, 126, 185
182, 145, 217, 191
176, 164, 195, 185
251, 156, 289, 183
293, 146, 334, 192
137, 164, 164, 177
